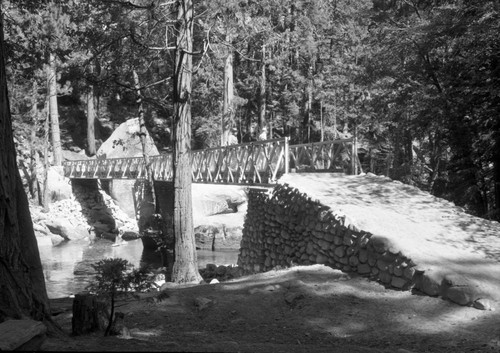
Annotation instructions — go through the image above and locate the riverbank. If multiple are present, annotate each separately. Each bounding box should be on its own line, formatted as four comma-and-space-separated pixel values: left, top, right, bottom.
31, 179, 247, 298
37, 236, 239, 299
42, 264, 500, 352
30, 178, 247, 253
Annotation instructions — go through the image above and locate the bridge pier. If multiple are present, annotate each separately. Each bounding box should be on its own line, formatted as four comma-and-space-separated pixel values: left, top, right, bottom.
135, 181, 176, 275
106, 180, 137, 220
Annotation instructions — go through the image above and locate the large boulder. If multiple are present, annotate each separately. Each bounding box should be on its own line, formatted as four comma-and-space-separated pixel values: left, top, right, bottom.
46, 166, 73, 202
96, 117, 159, 159
62, 149, 88, 161
96, 118, 160, 219
45, 218, 88, 241
192, 184, 247, 219
0, 320, 47, 351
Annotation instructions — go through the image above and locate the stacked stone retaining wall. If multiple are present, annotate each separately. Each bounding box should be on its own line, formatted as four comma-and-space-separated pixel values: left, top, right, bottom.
238, 184, 418, 291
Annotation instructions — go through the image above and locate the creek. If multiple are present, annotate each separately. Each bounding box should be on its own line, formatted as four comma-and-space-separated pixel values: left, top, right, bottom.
37, 237, 239, 299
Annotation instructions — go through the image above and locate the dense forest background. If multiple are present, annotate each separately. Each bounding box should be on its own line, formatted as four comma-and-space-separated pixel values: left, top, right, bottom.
1, 0, 499, 221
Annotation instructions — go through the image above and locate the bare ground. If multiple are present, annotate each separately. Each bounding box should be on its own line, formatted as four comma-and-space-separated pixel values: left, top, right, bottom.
42, 265, 500, 353
40, 173, 500, 352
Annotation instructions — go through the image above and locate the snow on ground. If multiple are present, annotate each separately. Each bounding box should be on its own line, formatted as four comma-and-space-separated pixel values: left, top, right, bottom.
279, 172, 500, 301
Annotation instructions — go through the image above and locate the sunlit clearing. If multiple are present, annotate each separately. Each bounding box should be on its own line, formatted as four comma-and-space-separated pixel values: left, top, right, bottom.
307, 318, 368, 338
129, 328, 163, 338
219, 265, 345, 291
393, 305, 494, 335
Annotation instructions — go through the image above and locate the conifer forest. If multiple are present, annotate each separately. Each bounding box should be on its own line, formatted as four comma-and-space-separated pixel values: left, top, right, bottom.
2, 0, 500, 221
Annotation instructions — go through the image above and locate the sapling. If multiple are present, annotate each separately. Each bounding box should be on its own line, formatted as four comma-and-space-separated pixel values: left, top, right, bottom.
87, 258, 155, 336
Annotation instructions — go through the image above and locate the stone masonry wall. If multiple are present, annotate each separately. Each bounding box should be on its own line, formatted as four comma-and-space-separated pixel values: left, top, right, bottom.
238, 184, 417, 291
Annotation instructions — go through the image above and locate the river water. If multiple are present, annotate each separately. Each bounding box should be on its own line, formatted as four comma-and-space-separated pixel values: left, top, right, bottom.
37, 237, 239, 299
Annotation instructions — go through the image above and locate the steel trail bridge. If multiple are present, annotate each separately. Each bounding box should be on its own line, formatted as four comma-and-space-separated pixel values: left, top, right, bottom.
63, 137, 360, 185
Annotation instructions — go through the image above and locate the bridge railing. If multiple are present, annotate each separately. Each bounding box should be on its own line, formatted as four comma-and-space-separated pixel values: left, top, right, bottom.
289, 138, 355, 174
63, 154, 173, 180
191, 138, 288, 184
63, 137, 357, 184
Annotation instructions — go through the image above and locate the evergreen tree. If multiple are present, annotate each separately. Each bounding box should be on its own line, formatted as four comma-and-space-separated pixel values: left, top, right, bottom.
0, 9, 55, 330
171, 0, 203, 284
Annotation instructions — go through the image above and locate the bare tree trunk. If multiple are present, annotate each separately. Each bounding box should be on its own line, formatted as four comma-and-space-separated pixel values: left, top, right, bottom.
42, 99, 50, 212
87, 84, 96, 156
132, 69, 156, 205
171, 0, 202, 284
47, 52, 62, 166
28, 93, 39, 199
305, 64, 313, 143
320, 99, 324, 142
353, 123, 358, 175
494, 135, 500, 219
29, 128, 38, 199
0, 17, 55, 329
428, 131, 442, 193
333, 91, 337, 138
222, 52, 234, 146
258, 43, 266, 130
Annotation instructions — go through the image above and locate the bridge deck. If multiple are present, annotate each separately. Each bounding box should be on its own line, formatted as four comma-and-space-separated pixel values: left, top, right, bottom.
63, 138, 359, 185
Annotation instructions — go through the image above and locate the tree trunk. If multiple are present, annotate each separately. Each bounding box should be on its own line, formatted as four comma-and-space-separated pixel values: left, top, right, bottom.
47, 52, 62, 166
133, 69, 156, 204
494, 134, 500, 219
258, 43, 266, 130
333, 91, 337, 138
353, 123, 358, 175
86, 84, 96, 156
42, 100, 50, 212
29, 127, 39, 200
104, 291, 115, 336
170, 0, 202, 284
222, 52, 234, 146
29, 87, 39, 200
428, 131, 442, 193
304, 64, 313, 143
0, 18, 55, 329
320, 99, 324, 142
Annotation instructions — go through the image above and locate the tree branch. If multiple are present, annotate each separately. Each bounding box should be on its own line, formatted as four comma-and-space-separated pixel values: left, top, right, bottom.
102, 0, 155, 10
113, 76, 170, 91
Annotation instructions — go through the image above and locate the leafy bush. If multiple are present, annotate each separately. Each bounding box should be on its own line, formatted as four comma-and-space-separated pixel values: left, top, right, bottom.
87, 258, 156, 336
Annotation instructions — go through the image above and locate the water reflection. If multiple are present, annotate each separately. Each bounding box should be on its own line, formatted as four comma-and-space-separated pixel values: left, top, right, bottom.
37, 237, 239, 299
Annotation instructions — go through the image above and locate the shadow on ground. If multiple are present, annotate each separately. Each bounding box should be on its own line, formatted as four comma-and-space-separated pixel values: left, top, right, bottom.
43, 265, 500, 353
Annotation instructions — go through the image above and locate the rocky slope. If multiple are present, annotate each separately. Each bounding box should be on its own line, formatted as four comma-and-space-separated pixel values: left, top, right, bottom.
31, 168, 248, 252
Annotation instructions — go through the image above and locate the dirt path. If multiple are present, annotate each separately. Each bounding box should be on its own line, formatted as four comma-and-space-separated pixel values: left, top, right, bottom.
43, 265, 500, 352
280, 173, 500, 304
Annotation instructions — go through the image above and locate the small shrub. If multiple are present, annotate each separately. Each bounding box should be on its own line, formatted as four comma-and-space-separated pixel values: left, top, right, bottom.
87, 258, 156, 336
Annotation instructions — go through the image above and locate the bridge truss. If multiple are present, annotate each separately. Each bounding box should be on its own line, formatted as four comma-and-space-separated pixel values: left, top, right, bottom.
63, 138, 359, 185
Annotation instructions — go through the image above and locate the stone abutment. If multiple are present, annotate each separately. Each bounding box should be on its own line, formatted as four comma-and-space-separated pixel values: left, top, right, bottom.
238, 184, 417, 291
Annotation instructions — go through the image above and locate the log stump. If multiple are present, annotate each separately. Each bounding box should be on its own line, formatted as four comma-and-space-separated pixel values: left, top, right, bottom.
71, 292, 109, 335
